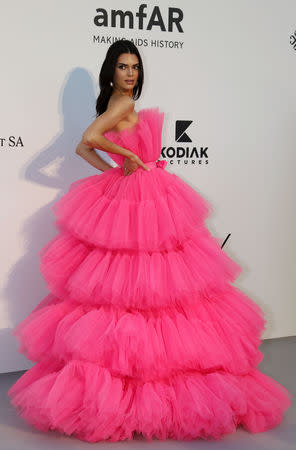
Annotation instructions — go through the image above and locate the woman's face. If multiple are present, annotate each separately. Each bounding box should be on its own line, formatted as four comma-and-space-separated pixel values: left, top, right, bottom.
113, 53, 140, 94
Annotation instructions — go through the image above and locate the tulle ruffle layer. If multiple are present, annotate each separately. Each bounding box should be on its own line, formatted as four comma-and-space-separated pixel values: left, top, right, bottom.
11, 283, 265, 379
9, 106, 292, 441
8, 356, 292, 442
38, 226, 242, 310
51, 168, 213, 251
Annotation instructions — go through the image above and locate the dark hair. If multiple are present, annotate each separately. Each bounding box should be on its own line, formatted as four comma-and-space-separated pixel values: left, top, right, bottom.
95, 39, 144, 117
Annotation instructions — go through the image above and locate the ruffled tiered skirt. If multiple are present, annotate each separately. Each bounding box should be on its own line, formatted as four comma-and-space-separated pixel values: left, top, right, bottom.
8, 165, 292, 442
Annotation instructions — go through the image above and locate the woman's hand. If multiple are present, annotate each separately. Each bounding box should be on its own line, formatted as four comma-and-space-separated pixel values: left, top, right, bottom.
126, 153, 151, 172
122, 156, 139, 176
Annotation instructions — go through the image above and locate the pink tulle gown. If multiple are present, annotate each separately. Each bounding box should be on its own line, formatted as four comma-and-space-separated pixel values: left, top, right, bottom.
8, 107, 292, 442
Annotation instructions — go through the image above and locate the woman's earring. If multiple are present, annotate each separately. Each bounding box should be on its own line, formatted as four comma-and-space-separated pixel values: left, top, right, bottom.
110, 81, 113, 87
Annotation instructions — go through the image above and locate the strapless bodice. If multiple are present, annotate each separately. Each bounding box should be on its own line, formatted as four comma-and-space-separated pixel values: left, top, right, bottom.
99, 107, 165, 168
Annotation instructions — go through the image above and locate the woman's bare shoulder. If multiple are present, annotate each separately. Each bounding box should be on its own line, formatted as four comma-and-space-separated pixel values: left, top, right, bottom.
107, 95, 135, 113
82, 96, 135, 141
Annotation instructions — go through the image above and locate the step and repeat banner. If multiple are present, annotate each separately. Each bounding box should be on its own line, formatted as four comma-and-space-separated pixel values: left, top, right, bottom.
1, 0, 296, 372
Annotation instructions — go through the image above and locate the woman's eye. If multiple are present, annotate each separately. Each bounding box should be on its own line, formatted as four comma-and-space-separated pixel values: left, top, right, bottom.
119, 65, 139, 69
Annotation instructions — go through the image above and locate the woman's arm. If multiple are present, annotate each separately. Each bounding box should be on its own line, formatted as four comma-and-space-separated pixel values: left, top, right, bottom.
80, 97, 150, 171
82, 133, 133, 160
76, 140, 140, 176
81, 97, 134, 160
75, 140, 114, 172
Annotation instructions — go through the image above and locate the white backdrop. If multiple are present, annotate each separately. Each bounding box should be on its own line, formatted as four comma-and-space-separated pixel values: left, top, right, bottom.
1, 0, 295, 374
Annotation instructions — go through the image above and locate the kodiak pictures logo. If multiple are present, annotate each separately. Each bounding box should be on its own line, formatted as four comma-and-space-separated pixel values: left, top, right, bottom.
161, 118, 209, 166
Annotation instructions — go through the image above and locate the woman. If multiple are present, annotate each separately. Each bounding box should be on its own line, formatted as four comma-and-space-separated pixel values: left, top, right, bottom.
76, 40, 150, 176
8, 39, 292, 442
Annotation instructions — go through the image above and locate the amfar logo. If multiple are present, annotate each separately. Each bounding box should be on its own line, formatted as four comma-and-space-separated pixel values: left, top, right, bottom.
94, 5, 184, 32
161, 118, 209, 166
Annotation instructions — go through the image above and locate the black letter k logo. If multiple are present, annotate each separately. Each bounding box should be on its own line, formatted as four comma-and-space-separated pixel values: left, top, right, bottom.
175, 120, 192, 142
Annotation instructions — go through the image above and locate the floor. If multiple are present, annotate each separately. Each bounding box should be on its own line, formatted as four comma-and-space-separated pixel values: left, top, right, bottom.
1, 336, 295, 450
